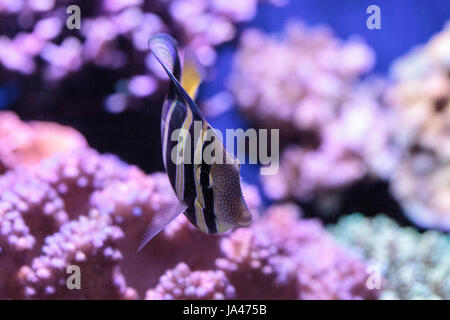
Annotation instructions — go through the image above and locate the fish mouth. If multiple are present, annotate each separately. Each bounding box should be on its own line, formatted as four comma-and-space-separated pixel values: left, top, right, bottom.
236, 212, 252, 227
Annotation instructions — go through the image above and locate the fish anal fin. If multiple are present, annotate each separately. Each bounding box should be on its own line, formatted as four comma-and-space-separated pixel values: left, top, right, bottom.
137, 200, 188, 252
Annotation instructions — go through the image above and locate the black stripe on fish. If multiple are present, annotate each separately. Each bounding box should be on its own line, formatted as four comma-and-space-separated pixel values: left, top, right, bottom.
182, 121, 196, 202
199, 137, 218, 233
184, 204, 198, 230
163, 100, 187, 197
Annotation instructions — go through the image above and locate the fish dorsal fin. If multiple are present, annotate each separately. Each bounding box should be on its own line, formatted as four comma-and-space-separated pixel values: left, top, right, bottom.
137, 199, 188, 252
149, 34, 204, 119
181, 48, 205, 100
148, 34, 181, 82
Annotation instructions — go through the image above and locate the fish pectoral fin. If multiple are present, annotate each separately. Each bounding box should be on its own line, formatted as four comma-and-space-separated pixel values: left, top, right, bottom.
137, 200, 188, 252
181, 48, 205, 100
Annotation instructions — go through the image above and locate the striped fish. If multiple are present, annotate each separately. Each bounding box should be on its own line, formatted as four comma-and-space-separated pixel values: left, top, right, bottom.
138, 34, 252, 251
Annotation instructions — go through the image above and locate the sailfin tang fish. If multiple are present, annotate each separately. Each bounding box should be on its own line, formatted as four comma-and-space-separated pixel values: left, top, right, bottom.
139, 34, 252, 251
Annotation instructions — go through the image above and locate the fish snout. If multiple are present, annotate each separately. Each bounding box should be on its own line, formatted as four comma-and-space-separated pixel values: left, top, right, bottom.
236, 211, 252, 227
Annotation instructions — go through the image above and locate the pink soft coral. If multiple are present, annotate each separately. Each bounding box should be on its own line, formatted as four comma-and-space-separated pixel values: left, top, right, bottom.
16, 212, 136, 299
146, 263, 236, 300
0, 114, 378, 300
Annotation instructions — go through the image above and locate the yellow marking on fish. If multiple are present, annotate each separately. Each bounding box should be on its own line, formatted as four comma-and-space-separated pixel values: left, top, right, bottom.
193, 122, 207, 167
217, 222, 228, 234
162, 101, 177, 167
175, 107, 193, 199
194, 165, 204, 205
181, 50, 203, 99
193, 124, 207, 205
195, 199, 208, 233
193, 124, 208, 232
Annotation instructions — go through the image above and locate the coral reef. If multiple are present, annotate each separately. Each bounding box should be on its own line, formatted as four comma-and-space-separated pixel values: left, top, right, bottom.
0, 0, 448, 302
240, 21, 450, 229
0, 0, 286, 114
330, 214, 450, 300
16, 212, 137, 300
167, 0, 286, 66
90, 172, 262, 296
229, 22, 375, 140
0, 111, 86, 173
228, 22, 394, 202
215, 204, 377, 299
145, 263, 236, 300
35, 148, 139, 217
386, 23, 450, 230
93, 178, 377, 300
0, 150, 143, 298
0, 113, 379, 300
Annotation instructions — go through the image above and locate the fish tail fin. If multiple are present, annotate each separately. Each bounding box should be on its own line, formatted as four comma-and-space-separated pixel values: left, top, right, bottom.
181, 48, 205, 100
137, 199, 188, 252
